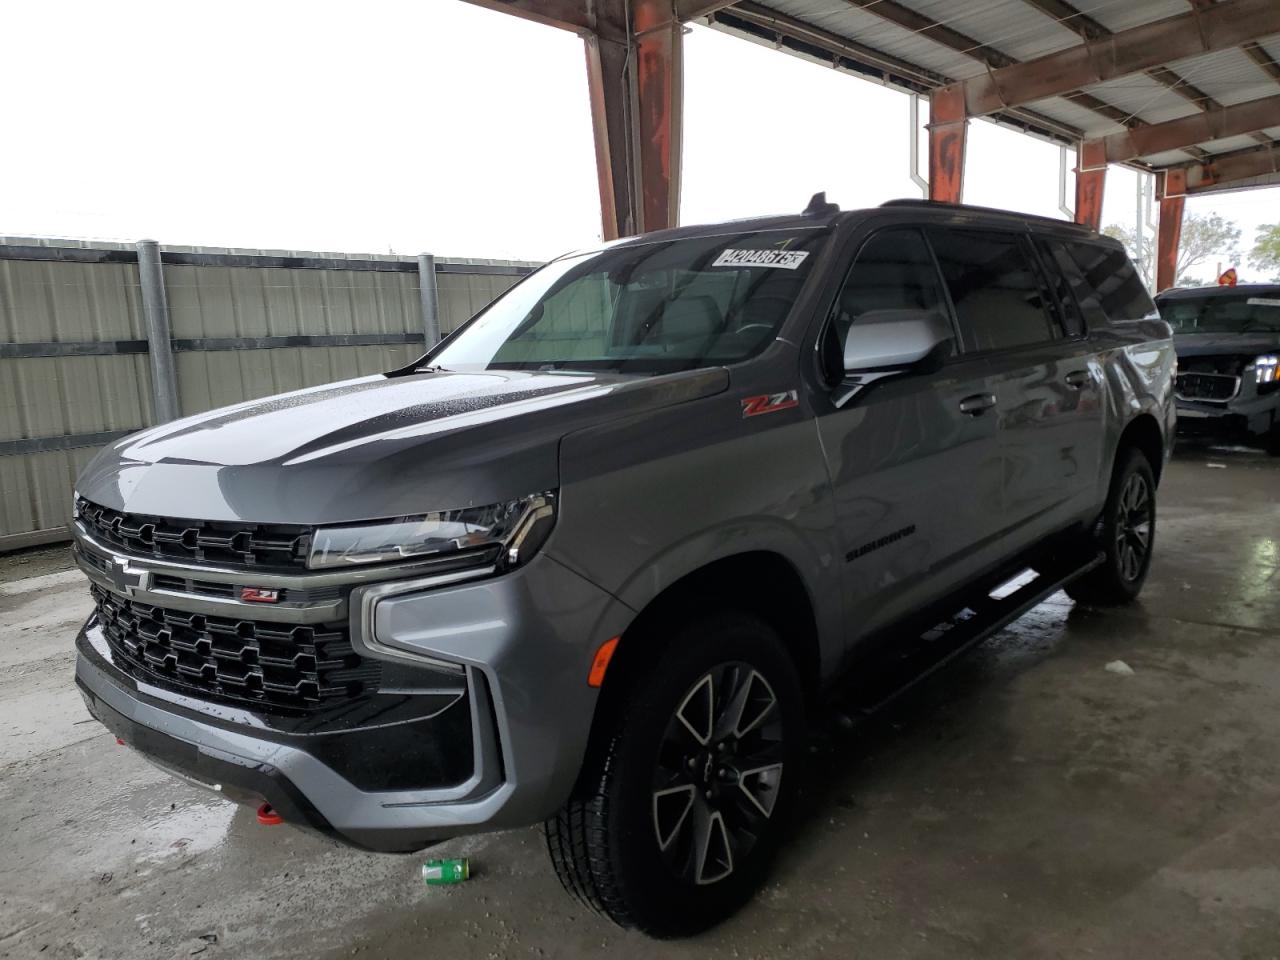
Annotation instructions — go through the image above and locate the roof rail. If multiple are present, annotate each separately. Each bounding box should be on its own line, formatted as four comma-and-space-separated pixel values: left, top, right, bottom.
879, 198, 1094, 231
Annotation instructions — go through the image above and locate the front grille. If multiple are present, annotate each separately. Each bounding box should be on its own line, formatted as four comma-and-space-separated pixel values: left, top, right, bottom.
91, 584, 379, 711
1176, 372, 1239, 402
1178, 354, 1246, 376
77, 497, 311, 572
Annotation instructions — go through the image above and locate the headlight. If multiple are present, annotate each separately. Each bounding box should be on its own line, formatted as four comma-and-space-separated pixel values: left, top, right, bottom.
1255, 354, 1278, 385
307, 492, 556, 571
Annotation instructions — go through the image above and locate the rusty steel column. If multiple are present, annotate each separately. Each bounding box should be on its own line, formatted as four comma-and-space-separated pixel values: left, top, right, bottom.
1156, 168, 1187, 292
632, 0, 683, 234
927, 86, 966, 204
584, 34, 635, 240
582, 0, 683, 239
1074, 140, 1106, 231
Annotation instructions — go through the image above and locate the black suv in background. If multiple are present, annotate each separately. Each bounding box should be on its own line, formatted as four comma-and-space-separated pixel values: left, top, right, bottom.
73, 198, 1174, 936
1156, 284, 1280, 453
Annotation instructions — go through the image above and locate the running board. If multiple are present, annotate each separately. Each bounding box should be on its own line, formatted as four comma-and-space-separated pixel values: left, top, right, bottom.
841, 550, 1105, 717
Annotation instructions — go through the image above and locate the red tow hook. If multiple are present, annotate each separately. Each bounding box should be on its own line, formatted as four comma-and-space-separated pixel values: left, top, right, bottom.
256, 803, 284, 826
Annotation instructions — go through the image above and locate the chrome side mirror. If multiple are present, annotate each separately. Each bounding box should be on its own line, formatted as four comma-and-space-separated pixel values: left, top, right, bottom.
843, 309, 954, 374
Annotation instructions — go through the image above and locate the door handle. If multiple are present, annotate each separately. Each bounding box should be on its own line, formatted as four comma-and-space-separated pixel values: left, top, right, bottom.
959, 393, 997, 416
1064, 369, 1092, 389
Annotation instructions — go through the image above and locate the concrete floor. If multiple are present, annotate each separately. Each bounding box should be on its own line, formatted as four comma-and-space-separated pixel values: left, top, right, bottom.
3, 447, 1280, 960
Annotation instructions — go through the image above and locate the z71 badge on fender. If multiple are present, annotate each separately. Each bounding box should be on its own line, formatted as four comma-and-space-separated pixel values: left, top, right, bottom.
741, 390, 800, 418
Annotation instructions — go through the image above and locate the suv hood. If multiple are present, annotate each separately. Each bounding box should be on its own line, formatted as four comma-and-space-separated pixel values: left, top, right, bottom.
1173, 332, 1280, 357
76, 368, 728, 524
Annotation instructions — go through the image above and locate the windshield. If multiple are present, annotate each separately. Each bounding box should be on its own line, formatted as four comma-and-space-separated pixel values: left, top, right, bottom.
1158, 293, 1280, 334
427, 228, 829, 374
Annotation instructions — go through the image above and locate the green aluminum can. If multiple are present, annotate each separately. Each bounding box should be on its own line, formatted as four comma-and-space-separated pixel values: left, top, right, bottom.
422, 858, 470, 885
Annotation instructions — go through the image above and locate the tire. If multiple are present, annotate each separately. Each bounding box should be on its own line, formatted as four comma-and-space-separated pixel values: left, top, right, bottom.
1266, 424, 1280, 457
545, 611, 804, 937
1065, 447, 1157, 605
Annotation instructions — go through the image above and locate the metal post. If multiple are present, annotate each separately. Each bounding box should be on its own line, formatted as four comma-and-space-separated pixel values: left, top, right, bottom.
1058, 145, 1073, 219
135, 239, 179, 423
909, 95, 929, 198
417, 253, 441, 347
1136, 172, 1146, 285
1156, 169, 1187, 292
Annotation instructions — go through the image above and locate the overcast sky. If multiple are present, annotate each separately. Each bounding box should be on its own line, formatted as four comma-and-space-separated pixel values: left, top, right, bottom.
2, 0, 1274, 280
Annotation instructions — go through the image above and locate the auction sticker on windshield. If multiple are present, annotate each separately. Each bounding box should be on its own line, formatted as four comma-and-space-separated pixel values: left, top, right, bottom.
712, 249, 810, 270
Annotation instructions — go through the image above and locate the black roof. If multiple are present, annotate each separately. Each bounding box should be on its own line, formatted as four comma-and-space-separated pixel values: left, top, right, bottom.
605, 197, 1107, 250
1155, 283, 1280, 301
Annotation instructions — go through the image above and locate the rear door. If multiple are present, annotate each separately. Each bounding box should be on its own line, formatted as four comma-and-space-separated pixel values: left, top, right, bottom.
927, 228, 1106, 555
813, 226, 1004, 641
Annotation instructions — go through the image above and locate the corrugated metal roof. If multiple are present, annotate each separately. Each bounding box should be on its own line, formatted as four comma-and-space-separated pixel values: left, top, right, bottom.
761, 0, 984, 79
713, 0, 1280, 177
1163, 48, 1280, 107
899, 0, 1082, 62
1079, 0, 1190, 32
1075, 74, 1202, 126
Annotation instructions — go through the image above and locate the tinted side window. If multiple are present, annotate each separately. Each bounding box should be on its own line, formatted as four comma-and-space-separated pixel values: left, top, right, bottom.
928, 229, 1058, 352
1036, 240, 1086, 337
1046, 241, 1107, 330
824, 228, 950, 377
1064, 242, 1156, 323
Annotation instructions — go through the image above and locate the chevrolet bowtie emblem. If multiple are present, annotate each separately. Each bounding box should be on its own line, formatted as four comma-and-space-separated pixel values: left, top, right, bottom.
106, 558, 151, 596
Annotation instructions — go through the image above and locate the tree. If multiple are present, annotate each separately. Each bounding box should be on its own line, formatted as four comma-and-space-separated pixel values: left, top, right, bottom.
1250, 223, 1280, 282
1103, 213, 1242, 287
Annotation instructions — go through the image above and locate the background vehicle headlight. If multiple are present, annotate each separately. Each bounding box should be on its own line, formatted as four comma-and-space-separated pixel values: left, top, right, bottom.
1256, 354, 1278, 385
307, 493, 556, 570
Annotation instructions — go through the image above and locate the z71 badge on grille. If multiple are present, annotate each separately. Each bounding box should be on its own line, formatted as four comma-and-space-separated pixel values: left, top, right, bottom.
741, 390, 799, 418
240, 587, 280, 603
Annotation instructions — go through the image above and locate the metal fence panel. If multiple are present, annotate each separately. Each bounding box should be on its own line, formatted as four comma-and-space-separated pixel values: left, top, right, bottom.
176, 344, 422, 415
0, 238, 538, 548
0, 258, 145, 342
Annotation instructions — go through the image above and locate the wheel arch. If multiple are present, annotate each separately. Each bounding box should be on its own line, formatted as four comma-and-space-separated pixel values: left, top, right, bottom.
1115, 412, 1166, 485
589, 551, 823, 747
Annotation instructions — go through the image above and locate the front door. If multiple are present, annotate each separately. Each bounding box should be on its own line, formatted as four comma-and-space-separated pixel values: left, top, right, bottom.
814, 227, 1004, 644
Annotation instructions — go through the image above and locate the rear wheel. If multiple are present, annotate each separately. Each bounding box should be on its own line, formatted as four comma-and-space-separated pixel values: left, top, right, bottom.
545, 611, 803, 937
1266, 422, 1280, 456
1065, 447, 1156, 605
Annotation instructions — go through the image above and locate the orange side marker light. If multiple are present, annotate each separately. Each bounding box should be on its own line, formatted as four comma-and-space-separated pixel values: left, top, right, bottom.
587, 637, 620, 688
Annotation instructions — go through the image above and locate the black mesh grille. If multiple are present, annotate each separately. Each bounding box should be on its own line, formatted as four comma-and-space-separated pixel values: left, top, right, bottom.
1178, 354, 1246, 376
1176, 372, 1238, 401
91, 584, 379, 711
77, 497, 311, 572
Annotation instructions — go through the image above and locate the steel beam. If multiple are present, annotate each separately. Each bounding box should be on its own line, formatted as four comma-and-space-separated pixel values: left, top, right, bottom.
1074, 140, 1106, 231
1184, 141, 1280, 192
938, 0, 1280, 119
928, 86, 966, 204
1156, 169, 1186, 292
1087, 95, 1280, 164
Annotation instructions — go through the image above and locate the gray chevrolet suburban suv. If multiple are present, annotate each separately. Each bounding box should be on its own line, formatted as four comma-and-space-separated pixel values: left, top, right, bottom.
72, 198, 1174, 936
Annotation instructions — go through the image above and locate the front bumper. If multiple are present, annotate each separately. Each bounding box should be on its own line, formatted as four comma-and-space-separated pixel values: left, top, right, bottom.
1176, 395, 1278, 444
74, 547, 633, 853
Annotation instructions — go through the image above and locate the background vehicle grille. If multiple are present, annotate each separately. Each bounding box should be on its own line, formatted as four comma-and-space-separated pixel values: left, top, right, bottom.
91, 584, 379, 711
76, 498, 311, 571
1175, 372, 1239, 401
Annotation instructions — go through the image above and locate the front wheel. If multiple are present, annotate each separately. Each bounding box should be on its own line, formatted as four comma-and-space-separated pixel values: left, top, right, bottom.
1065, 447, 1157, 605
545, 611, 804, 937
